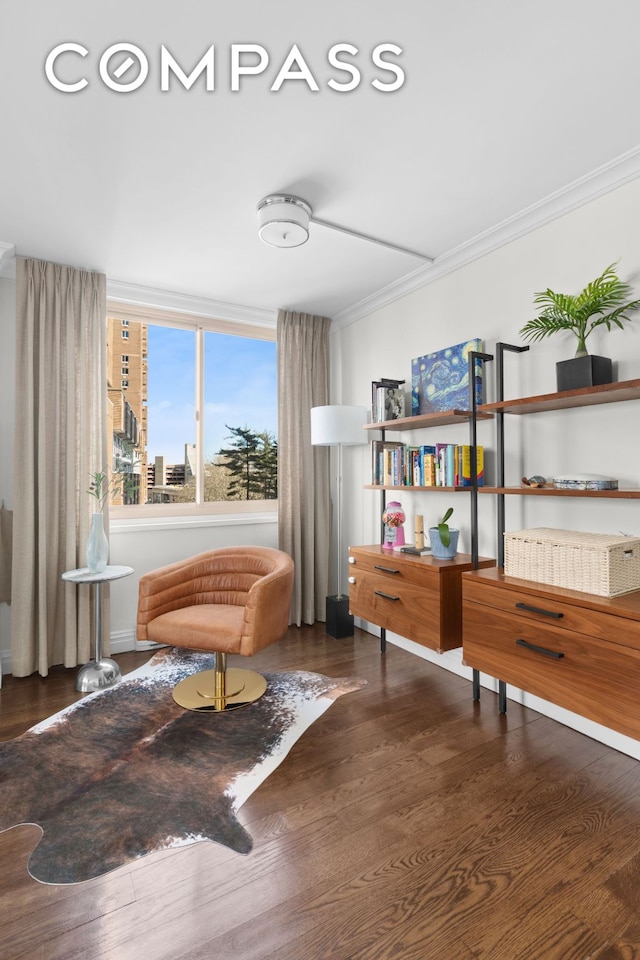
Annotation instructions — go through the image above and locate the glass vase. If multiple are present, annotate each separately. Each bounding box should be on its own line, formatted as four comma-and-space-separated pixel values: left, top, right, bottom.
86, 512, 109, 573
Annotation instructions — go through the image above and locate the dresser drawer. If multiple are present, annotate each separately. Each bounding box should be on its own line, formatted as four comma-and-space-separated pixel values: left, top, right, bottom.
463, 602, 640, 740
350, 571, 441, 650
348, 549, 436, 589
463, 575, 640, 651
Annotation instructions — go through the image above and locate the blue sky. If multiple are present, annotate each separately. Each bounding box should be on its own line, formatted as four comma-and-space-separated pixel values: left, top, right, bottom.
146, 325, 277, 464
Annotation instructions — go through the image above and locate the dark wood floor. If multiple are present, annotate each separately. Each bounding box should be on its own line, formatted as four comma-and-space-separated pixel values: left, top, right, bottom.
2, 624, 640, 960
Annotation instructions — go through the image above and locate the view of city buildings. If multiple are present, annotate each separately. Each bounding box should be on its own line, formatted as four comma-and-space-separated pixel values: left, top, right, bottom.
106, 316, 195, 505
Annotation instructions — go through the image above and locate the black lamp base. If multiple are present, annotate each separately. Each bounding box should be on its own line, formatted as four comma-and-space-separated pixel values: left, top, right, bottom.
326, 594, 354, 639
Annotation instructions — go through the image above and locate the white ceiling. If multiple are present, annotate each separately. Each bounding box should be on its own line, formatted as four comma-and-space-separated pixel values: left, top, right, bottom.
3, 0, 640, 323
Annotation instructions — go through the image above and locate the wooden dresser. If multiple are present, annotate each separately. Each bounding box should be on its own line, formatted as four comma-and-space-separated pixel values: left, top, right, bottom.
348, 545, 494, 653
462, 567, 640, 740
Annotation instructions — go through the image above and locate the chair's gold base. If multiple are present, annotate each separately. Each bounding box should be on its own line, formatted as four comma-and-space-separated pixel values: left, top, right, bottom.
172, 667, 268, 712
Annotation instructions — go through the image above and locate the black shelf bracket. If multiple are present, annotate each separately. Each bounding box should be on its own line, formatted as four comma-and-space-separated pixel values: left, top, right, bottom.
491, 343, 530, 714
468, 350, 493, 568
469, 350, 493, 704
495, 342, 530, 566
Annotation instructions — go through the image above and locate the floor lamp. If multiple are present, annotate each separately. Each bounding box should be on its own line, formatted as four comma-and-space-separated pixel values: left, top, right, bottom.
311, 404, 368, 638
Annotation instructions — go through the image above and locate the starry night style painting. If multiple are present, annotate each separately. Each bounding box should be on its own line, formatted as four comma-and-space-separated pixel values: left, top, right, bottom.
411, 338, 484, 415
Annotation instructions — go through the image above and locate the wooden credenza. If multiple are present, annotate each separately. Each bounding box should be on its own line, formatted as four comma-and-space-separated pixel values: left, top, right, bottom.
462, 567, 640, 740
348, 545, 494, 653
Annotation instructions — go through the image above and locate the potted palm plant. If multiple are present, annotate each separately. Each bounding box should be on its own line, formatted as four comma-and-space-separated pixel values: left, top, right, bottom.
428, 507, 459, 559
519, 262, 640, 391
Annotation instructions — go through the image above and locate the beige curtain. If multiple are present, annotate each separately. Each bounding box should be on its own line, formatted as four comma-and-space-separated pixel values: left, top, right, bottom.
277, 310, 331, 626
0, 503, 12, 604
12, 258, 107, 677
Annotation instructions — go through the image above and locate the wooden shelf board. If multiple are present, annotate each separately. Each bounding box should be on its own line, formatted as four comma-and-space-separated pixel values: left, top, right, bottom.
364, 409, 493, 431
479, 486, 640, 498
365, 485, 472, 492
478, 378, 640, 416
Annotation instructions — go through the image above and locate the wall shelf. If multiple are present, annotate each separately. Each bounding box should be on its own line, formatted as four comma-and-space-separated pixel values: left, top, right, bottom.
463, 351, 640, 731
479, 486, 640, 498
365, 484, 473, 492
478, 378, 640, 416
364, 409, 493, 431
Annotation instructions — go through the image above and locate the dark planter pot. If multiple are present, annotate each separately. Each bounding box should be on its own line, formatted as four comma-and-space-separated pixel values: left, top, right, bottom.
556, 355, 613, 392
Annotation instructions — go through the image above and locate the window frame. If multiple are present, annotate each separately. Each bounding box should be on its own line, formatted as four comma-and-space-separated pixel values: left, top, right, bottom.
107, 301, 277, 520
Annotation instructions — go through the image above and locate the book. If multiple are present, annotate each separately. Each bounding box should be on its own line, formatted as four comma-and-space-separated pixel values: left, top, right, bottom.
400, 546, 431, 555
371, 440, 403, 485
456, 444, 484, 486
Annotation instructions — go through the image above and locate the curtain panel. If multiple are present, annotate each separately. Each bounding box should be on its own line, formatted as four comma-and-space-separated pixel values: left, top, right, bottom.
277, 310, 331, 626
12, 258, 107, 677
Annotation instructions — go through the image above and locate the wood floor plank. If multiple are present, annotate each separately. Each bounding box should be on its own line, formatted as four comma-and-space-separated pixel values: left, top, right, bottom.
3, 625, 640, 959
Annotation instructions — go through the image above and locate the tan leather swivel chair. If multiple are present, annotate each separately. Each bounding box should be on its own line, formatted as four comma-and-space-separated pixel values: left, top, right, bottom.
136, 546, 294, 711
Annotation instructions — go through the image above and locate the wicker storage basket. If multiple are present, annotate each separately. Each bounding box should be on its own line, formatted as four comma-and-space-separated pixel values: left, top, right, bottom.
503, 528, 640, 597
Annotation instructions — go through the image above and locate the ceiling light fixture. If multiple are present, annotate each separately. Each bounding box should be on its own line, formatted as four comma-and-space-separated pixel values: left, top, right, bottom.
257, 195, 312, 248
256, 194, 434, 262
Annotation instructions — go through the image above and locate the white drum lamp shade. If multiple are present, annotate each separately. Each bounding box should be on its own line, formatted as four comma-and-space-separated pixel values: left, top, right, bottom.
257, 195, 312, 248
310, 405, 368, 446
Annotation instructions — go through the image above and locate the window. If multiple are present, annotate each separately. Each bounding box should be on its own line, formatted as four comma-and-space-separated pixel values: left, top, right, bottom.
106, 307, 277, 514
122, 330, 129, 340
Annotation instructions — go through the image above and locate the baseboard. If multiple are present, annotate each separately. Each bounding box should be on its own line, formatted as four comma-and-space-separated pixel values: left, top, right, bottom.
0, 631, 165, 677
109, 629, 137, 655
110, 629, 166, 654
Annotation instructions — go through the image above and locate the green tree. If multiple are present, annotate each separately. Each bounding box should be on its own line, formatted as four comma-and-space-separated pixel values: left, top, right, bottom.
218, 425, 277, 500
253, 430, 278, 500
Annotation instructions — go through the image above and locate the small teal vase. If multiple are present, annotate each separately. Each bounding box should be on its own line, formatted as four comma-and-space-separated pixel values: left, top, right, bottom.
86, 512, 109, 573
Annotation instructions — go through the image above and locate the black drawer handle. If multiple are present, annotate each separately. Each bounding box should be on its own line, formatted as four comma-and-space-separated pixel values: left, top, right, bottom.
515, 601, 564, 619
516, 638, 564, 660
374, 590, 400, 602
374, 565, 401, 575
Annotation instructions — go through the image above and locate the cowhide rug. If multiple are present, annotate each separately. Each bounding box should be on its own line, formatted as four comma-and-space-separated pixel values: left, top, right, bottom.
0, 648, 366, 885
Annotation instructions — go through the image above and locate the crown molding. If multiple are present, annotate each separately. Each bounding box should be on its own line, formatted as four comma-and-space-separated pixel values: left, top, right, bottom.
0, 242, 16, 279
333, 144, 640, 329
106, 279, 277, 329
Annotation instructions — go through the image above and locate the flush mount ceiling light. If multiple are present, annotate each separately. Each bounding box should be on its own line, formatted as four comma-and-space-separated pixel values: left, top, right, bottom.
257, 195, 312, 248
256, 193, 434, 261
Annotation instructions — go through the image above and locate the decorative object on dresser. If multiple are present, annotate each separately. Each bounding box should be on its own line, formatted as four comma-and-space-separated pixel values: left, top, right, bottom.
518, 261, 640, 391
348, 545, 494, 653
381, 500, 406, 549
411, 338, 484, 415
414, 513, 425, 550
311, 404, 368, 638
428, 507, 459, 559
503, 528, 640, 598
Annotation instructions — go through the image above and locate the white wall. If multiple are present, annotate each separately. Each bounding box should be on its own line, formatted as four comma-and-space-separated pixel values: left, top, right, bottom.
333, 175, 640, 759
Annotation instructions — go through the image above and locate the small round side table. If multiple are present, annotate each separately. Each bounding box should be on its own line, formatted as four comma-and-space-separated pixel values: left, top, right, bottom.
61, 565, 134, 692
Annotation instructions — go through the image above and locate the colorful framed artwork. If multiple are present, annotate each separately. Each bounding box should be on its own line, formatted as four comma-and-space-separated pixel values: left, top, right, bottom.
411, 338, 484, 415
